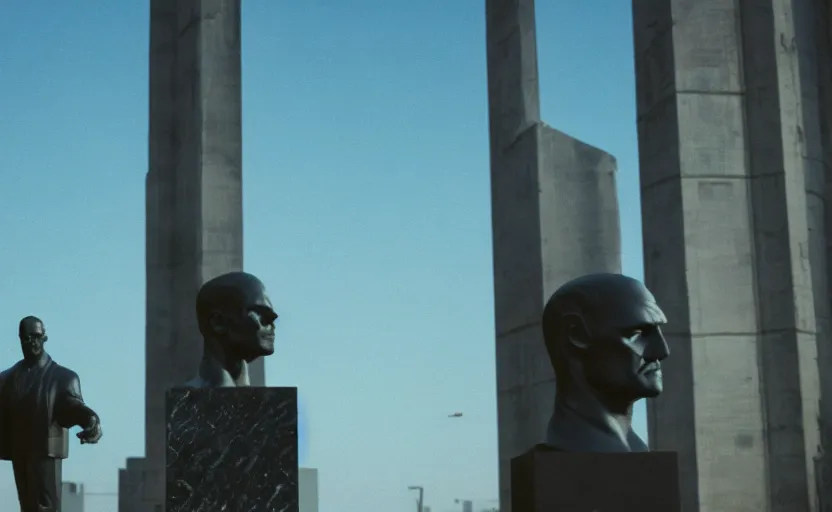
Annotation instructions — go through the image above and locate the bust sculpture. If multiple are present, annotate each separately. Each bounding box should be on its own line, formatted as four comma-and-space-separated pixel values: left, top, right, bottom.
0, 316, 102, 511
184, 272, 278, 388
542, 273, 669, 452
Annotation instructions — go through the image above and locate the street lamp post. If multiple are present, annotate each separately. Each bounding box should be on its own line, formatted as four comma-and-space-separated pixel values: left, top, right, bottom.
408, 485, 424, 512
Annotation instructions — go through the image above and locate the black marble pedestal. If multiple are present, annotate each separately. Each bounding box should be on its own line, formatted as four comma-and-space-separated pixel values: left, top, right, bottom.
166, 387, 298, 512
512, 445, 681, 511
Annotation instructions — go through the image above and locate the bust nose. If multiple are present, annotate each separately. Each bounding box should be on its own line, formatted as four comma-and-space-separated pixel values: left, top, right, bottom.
642, 327, 670, 362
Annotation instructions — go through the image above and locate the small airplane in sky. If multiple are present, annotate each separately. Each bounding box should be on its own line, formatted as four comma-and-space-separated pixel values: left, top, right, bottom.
448, 412, 463, 418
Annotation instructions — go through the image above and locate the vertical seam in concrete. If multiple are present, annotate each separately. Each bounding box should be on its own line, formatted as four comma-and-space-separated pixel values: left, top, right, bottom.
636, 1, 700, 507
739, 0, 813, 507
237, 0, 246, 271
739, 3, 780, 509
195, 0, 206, 288
734, 3, 776, 509
813, 0, 832, 507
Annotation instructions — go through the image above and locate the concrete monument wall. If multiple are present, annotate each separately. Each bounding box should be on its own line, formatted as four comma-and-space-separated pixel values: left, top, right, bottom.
485, 1, 622, 510
633, 0, 831, 510
807, 0, 832, 506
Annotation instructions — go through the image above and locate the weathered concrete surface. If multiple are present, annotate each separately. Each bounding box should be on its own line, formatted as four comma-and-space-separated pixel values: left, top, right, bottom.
813, 0, 832, 508
802, 0, 832, 508
486, 1, 621, 510
633, 1, 828, 510
120, 1, 262, 510
118, 458, 147, 512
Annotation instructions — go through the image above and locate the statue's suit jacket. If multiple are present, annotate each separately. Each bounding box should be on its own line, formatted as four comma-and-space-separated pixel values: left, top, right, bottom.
0, 356, 88, 460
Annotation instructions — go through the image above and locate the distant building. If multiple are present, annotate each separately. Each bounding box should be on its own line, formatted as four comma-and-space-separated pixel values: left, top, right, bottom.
299, 467, 319, 512
117, 456, 146, 512
62, 481, 84, 512
462, 500, 473, 512
424, 507, 431, 512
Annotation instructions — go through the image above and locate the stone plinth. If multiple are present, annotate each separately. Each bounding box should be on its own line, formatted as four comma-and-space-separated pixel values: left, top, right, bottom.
166, 387, 298, 512
511, 446, 680, 512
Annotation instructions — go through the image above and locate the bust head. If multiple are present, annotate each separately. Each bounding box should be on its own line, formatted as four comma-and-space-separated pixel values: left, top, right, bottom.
196, 272, 278, 363
542, 273, 669, 406
18, 315, 47, 362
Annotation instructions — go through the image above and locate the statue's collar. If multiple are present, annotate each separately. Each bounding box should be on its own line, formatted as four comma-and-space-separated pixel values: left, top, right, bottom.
19, 353, 52, 370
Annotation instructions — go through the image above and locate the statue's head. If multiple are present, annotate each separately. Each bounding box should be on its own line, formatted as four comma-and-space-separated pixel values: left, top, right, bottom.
196, 272, 278, 362
18, 315, 47, 361
543, 273, 669, 403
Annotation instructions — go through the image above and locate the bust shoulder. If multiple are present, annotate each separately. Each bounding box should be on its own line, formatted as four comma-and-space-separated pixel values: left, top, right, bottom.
0, 361, 24, 383
180, 376, 205, 389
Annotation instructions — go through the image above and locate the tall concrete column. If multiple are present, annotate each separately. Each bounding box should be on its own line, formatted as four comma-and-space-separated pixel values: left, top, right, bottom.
120, 1, 263, 510
809, 0, 832, 508
633, 1, 825, 510
485, 1, 621, 510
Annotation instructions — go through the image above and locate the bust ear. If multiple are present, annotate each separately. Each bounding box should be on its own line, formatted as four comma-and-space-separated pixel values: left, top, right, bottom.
563, 313, 591, 351
208, 311, 227, 335
42, 334, 48, 343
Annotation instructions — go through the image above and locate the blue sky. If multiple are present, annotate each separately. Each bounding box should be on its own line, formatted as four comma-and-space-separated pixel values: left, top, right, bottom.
0, 2, 643, 511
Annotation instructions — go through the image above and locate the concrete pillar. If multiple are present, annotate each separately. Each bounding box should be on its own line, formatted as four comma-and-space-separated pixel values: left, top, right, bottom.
485, 1, 621, 511
801, 0, 832, 508
128, 0, 263, 510
633, 1, 824, 510
810, 0, 832, 508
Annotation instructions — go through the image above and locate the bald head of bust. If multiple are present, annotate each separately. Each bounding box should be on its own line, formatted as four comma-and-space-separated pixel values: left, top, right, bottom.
196, 272, 278, 363
542, 273, 669, 403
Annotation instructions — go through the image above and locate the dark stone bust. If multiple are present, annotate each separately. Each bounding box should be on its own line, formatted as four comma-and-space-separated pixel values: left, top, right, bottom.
542, 273, 669, 452
183, 272, 278, 388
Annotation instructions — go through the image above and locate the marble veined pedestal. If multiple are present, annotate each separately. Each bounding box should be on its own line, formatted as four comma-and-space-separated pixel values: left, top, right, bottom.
166, 387, 299, 512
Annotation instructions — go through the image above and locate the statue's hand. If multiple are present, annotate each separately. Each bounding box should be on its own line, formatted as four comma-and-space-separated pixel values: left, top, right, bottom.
77, 415, 102, 444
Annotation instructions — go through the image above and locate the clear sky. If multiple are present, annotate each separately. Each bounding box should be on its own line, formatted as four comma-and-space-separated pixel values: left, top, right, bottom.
0, 1, 644, 511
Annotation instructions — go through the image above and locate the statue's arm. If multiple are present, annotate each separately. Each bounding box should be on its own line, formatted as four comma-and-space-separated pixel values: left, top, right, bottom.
55, 370, 98, 429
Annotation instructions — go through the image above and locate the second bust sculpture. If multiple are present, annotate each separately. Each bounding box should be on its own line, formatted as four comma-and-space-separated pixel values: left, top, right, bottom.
184, 272, 278, 388
543, 273, 669, 452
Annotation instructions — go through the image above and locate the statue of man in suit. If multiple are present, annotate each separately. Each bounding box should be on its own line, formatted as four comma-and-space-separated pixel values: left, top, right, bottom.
543, 273, 669, 452
184, 272, 278, 388
0, 316, 103, 511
